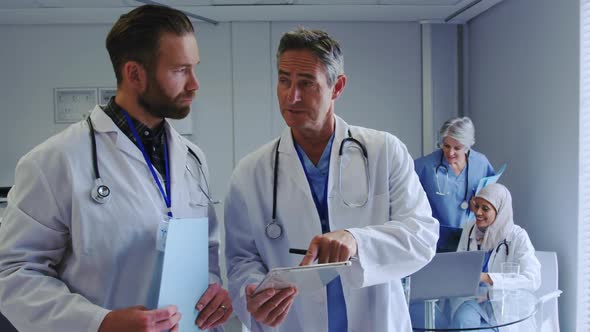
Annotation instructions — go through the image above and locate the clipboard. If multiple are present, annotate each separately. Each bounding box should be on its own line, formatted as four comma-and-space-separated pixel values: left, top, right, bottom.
255, 261, 352, 295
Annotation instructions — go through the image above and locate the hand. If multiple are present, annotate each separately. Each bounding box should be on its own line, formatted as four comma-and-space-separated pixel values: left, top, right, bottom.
480, 273, 493, 285
300, 230, 357, 265
195, 283, 233, 330
98, 305, 181, 332
245, 284, 297, 327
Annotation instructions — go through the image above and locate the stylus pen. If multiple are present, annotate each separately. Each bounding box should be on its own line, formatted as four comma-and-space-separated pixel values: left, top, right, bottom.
289, 248, 308, 255
289, 248, 358, 260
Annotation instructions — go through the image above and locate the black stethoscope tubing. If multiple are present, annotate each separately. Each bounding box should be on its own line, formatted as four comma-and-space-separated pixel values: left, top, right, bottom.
266, 129, 366, 240
88, 117, 111, 203
87, 117, 208, 205
436, 150, 470, 209
265, 138, 284, 239
466, 224, 510, 256
88, 117, 101, 180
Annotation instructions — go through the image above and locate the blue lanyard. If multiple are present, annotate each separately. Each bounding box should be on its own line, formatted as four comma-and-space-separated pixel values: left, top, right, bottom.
294, 146, 331, 232
123, 112, 172, 218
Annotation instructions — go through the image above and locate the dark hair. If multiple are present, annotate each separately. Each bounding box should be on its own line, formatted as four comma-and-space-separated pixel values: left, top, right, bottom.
106, 4, 194, 84
276, 28, 344, 86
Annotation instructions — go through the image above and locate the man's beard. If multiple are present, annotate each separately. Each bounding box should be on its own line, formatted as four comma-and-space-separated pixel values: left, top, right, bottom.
138, 75, 193, 120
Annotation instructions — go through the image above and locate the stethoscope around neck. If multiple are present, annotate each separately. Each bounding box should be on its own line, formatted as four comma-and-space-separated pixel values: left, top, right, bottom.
88, 117, 111, 204
86, 116, 219, 206
434, 150, 470, 210
466, 224, 510, 256
265, 129, 370, 240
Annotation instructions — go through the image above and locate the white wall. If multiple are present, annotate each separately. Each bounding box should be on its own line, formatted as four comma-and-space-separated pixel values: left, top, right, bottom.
430, 24, 459, 140
0, 21, 423, 183
271, 22, 423, 158
0, 24, 114, 187
0, 22, 236, 197
230, 21, 423, 162
467, 0, 579, 330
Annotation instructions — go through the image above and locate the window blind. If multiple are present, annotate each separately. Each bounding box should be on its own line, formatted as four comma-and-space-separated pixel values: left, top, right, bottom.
578, 0, 590, 330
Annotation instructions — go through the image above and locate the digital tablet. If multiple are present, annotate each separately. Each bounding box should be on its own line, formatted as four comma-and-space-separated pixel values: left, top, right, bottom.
255, 261, 352, 295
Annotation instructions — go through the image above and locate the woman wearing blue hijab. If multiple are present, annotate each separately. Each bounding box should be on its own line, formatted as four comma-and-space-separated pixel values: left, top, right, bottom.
414, 117, 495, 252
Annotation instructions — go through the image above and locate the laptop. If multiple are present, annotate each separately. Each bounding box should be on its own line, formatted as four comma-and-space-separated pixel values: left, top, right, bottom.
409, 251, 485, 302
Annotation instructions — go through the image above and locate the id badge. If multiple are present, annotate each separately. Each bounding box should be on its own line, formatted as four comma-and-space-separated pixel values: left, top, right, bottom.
156, 219, 170, 252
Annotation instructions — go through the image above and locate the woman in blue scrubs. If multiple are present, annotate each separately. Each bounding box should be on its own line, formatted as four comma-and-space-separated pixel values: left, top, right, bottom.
414, 117, 495, 252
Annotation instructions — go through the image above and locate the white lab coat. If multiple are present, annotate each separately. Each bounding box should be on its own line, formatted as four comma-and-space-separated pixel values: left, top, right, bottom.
455, 222, 541, 331
457, 221, 541, 290
224, 116, 439, 332
0, 106, 221, 332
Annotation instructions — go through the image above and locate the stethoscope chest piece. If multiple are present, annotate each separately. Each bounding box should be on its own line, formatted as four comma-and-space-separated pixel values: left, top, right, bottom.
265, 220, 283, 239
460, 201, 469, 210
91, 179, 111, 204
87, 116, 111, 205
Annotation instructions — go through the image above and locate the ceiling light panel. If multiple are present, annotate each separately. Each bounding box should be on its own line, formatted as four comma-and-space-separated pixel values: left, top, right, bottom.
378, 0, 463, 5
294, 0, 378, 4
31, 0, 138, 8
211, 0, 293, 5
161, 0, 212, 5
0, 0, 40, 9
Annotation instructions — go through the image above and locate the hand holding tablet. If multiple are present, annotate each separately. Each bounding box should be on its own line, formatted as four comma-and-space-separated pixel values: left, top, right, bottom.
255, 260, 352, 295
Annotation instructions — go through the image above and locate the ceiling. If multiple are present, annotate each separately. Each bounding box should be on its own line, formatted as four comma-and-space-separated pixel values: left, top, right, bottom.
0, 0, 505, 25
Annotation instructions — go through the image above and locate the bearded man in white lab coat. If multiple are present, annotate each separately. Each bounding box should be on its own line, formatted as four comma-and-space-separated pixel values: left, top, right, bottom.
0, 5, 232, 332
224, 28, 439, 332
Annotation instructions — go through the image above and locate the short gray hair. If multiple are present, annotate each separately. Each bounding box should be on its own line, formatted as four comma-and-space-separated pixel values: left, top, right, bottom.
276, 28, 344, 87
439, 117, 476, 150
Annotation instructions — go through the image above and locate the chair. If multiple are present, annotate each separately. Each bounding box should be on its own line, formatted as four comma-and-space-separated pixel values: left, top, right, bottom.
534, 251, 562, 332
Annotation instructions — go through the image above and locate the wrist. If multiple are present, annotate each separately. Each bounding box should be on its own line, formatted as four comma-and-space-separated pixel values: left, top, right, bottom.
95, 308, 113, 332
344, 230, 358, 256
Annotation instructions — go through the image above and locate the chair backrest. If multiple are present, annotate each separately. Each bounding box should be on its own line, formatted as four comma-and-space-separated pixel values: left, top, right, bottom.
534, 251, 560, 332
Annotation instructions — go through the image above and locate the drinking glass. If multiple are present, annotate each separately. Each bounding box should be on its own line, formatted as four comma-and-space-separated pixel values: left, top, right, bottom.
501, 262, 520, 278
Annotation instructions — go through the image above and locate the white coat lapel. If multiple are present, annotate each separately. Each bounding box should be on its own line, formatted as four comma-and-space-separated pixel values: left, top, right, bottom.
277, 127, 316, 201
164, 122, 188, 186
89, 105, 148, 164
327, 116, 351, 201
164, 122, 189, 210
275, 127, 324, 239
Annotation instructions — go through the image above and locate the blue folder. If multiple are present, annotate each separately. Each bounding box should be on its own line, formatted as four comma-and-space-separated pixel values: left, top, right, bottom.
474, 163, 507, 195
468, 164, 507, 220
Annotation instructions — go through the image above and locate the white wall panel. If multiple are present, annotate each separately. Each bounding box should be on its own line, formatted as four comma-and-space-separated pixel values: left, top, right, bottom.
231, 22, 274, 163
0, 24, 114, 186
467, 0, 579, 330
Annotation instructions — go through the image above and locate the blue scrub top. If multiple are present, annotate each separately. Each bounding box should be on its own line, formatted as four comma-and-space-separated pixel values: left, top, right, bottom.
414, 149, 495, 251
294, 135, 348, 332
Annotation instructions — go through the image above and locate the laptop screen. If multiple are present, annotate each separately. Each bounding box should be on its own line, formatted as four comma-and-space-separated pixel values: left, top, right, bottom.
409, 251, 485, 301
